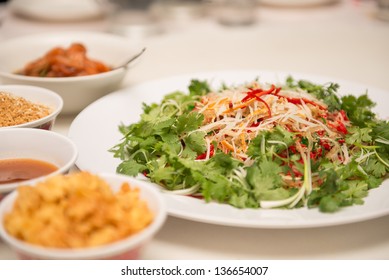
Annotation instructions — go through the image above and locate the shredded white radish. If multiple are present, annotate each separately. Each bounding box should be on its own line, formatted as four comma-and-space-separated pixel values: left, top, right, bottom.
194, 83, 348, 162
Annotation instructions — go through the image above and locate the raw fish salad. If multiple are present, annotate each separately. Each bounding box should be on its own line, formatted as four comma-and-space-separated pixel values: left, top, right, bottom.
111, 77, 389, 212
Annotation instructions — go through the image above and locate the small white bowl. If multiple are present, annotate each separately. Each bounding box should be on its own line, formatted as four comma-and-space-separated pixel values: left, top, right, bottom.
0, 31, 142, 114
0, 128, 78, 194
0, 173, 167, 260
0, 85, 63, 130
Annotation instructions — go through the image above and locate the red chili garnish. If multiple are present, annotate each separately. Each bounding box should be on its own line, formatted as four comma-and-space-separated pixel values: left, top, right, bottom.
189, 194, 204, 199
328, 121, 348, 134
247, 121, 261, 133
257, 97, 272, 118
241, 88, 262, 103
196, 144, 215, 160
339, 109, 349, 121
283, 96, 327, 110
241, 84, 280, 103
316, 130, 326, 137
286, 165, 303, 178
337, 122, 348, 134
310, 147, 323, 160
320, 139, 332, 150
239, 85, 281, 118
299, 142, 307, 149
289, 145, 298, 154
285, 125, 294, 132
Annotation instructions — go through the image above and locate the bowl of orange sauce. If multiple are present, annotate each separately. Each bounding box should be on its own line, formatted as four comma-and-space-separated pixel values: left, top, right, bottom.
0, 128, 78, 194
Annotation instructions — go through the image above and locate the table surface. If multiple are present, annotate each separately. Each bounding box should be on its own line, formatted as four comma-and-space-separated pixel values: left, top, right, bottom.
1, 0, 389, 259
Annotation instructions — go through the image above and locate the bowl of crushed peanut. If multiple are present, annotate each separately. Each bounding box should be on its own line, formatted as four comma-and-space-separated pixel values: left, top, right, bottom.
0, 85, 63, 130
0, 172, 167, 260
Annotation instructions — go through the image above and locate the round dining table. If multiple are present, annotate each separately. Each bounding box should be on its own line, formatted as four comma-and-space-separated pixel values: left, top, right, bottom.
1, 0, 389, 259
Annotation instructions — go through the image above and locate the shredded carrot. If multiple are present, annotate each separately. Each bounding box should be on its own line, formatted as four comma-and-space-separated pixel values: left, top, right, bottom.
223, 98, 255, 114
207, 97, 229, 110
221, 140, 235, 152
193, 82, 347, 163
240, 133, 247, 152
256, 97, 272, 118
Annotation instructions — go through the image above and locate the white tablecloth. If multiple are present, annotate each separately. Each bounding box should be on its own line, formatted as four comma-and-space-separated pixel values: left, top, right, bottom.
1, 0, 389, 259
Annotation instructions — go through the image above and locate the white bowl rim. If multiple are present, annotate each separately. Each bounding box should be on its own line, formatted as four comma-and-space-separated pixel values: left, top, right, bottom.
0, 67, 126, 82
0, 128, 78, 193
0, 84, 63, 129
0, 173, 167, 259
0, 30, 134, 43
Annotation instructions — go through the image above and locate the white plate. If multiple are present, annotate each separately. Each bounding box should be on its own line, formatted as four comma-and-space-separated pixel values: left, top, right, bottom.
68, 70, 389, 228
9, 0, 104, 22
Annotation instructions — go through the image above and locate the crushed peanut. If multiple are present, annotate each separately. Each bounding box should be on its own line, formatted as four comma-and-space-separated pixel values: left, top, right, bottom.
0, 91, 52, 127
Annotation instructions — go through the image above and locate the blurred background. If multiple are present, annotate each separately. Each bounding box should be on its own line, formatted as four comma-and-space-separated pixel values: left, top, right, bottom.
1, 0, 389, 260
2, 0, 388, 91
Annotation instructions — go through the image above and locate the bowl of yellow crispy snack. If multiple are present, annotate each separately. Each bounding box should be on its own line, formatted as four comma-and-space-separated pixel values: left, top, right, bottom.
0, 172, 166, 259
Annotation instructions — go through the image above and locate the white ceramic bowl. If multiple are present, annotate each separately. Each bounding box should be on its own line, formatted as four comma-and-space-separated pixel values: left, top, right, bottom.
0, 31, 142, 114
0, 173, 167, 260
0, 128, 78, 194
0, 85, 63, 130
9, 0, 105, 22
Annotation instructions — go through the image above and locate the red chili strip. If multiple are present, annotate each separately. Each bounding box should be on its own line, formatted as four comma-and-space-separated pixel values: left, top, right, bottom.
328, 121, 348, 135
338, 138, 345, 144
319, 139, 332, 150
247, 121, 261, 133
339, 110, 349, 122
240, 85, 280, 117
336, 121, 348, 134
283, 96, 327, 110
196, 144, 215, 160
241, 89, 261, 103
241, 84, 280, 103
257, 97, 272, 118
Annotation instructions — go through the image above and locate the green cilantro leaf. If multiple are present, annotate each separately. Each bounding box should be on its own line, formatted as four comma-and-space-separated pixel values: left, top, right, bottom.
184, 131, 206, 154
246, 159, 290, 201
112, 77, 388, 214
341, 93, 376, 127
286, 76, 341, 111
188, 79, 211, 97
176, 112, 204, 134
346, 127, 372, 145
116, 160, 146, 176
